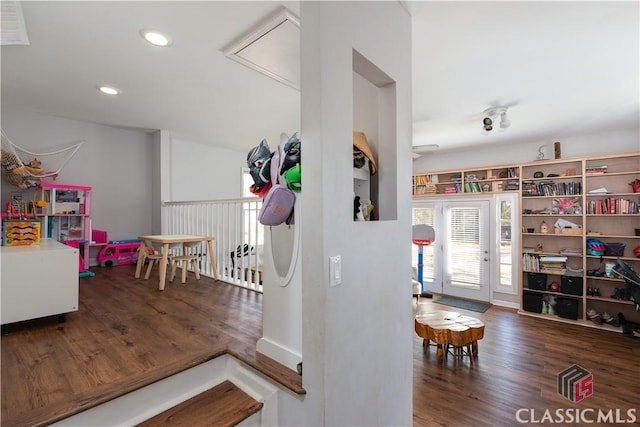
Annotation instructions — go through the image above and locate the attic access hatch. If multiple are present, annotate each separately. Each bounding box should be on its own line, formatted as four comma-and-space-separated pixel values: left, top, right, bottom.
1, 1, 30, 45
224, 7, 300, 90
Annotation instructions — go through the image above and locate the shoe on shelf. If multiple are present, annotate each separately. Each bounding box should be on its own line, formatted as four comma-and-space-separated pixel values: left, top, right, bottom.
600, 311, 620, 327
587, 308, 603, 324
618, 312, 627, 325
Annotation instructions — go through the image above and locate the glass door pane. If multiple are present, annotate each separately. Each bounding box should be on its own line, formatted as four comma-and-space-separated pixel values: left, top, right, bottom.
443, 200, 490, 301
499, 198, 513, 287
495, 193, 519, 294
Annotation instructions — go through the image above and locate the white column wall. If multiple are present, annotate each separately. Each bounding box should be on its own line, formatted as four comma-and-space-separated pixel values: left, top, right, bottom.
151, 130, 164, 234
292, 2, 413, 426
257, 201, 303, 370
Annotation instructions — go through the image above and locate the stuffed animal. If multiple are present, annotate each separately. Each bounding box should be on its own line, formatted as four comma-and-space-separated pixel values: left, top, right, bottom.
0, 150, 56, 189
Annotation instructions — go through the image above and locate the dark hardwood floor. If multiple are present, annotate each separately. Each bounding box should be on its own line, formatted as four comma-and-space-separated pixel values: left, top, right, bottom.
1, 266, 302, 427
412, 299, 640, 426
2, 266, 639, 426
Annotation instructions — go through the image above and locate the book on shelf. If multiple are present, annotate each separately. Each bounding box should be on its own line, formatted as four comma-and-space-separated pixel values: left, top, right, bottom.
587, 197, 639, 214
522, 253, 540, 272
521, 181, 581, 196
444, 187, 457, 194
424, 185, 437, 195
504, 180, 520, 191
539, 268, 567, 275
560, 248, 582, 256
585, 165, 607, 174
539, 256, 568, 263
464, 182, 482, 192
587, 187, 609, 194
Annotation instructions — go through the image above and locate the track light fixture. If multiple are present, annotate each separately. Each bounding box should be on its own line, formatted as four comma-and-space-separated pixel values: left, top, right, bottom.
482, 107, 511, 133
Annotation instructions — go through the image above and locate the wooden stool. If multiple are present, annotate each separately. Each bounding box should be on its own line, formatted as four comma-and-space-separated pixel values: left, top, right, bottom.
170, 242, 201, 284
445, 324, 474, 362
415, 312, 485, 363
455, 315, 485, 358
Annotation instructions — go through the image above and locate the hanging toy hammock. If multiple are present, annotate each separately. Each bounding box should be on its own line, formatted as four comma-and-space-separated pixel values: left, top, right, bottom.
1, 129, 84, 189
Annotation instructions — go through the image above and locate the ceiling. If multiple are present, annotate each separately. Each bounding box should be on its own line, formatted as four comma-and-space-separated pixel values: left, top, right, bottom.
2, 1, 638, 156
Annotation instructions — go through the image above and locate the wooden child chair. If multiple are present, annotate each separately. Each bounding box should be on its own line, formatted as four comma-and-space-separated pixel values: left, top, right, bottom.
170, 241, 201, 284
142, 241, 174, 280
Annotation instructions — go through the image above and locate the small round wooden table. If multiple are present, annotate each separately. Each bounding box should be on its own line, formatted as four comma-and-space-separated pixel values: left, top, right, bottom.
414, 311, 485, 363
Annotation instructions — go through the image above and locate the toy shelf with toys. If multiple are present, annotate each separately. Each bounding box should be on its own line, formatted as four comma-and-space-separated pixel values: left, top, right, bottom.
1, 193, 42, 246
35, 183, 92, 271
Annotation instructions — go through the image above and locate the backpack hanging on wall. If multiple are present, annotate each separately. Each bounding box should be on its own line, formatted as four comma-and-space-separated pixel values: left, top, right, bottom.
258, 145, 295, 226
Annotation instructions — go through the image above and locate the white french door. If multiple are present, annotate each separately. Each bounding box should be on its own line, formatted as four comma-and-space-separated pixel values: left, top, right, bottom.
413, 199, 491, 301
441, 200, 491, 301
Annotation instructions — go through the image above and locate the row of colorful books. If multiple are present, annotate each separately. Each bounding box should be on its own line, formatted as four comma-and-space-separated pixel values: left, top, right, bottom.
586, 198, 638, 214
522, 181, 582, 196
585, 165, 607, 175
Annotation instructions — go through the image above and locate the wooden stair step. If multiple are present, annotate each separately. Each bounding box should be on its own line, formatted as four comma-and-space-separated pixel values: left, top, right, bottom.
136, 380, 263, 427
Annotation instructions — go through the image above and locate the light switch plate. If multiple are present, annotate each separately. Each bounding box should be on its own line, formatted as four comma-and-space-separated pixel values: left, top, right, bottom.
329, 255, 342, 287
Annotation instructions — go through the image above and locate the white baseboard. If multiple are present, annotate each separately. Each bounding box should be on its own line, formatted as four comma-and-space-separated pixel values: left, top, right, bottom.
492, 300, 520, 310
257, 336, 302, 372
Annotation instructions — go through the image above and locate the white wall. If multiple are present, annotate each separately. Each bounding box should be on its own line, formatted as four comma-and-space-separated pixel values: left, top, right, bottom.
167, 137, 247, 201
412, 127, 639, 172
291, 2, 413, 426
1, 110, 251, 238
1, 108, 154, 241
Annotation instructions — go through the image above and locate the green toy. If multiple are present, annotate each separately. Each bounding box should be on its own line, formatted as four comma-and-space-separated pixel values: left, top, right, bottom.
284, 163, 301, 192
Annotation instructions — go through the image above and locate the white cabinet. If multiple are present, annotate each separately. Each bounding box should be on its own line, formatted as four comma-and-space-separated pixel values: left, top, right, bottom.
1, 239, 79, 325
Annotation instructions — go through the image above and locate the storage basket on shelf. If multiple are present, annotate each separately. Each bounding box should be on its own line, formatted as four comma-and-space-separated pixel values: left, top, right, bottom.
527, 272, 547, 291
604, 243, 625, 257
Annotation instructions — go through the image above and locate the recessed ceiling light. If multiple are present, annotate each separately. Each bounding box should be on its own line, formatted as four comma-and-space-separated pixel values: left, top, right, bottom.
140, 29, 172, 47
98, 85, 121, 95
